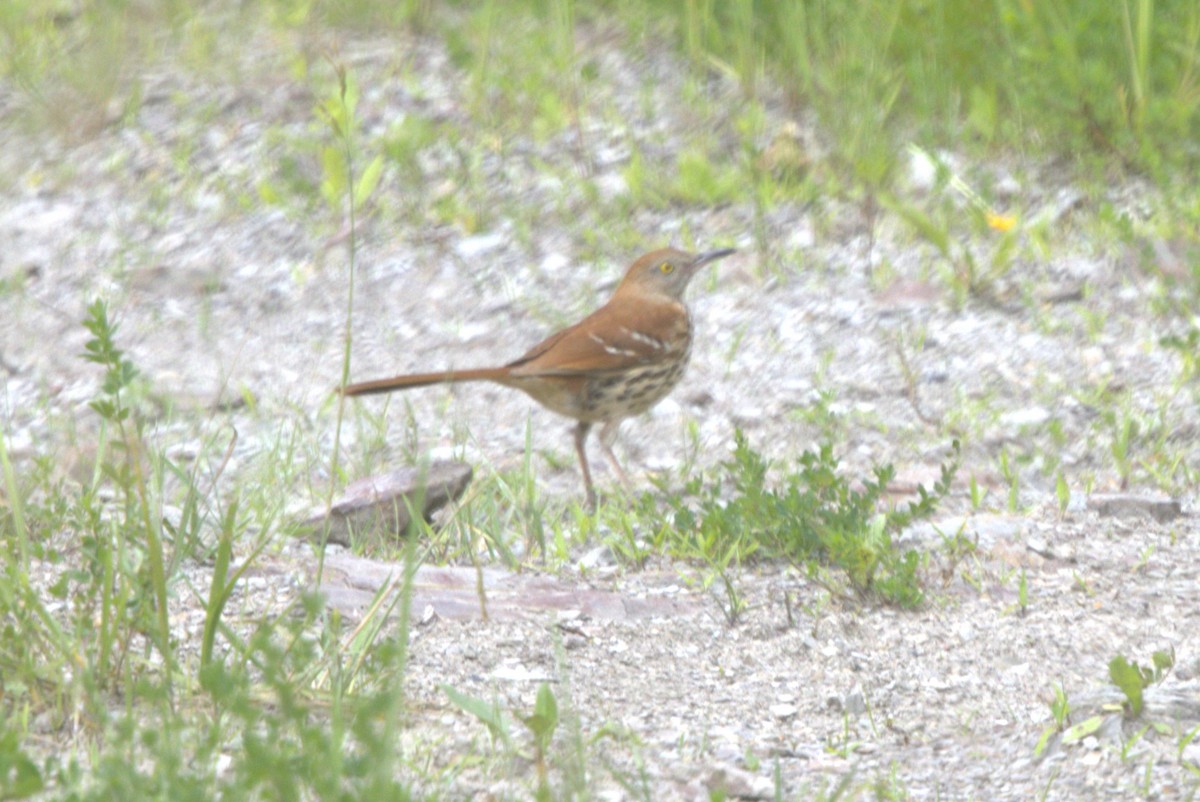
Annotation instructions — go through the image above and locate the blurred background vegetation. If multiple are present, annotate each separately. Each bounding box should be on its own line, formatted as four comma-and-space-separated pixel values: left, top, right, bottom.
3, 0, 1198, 180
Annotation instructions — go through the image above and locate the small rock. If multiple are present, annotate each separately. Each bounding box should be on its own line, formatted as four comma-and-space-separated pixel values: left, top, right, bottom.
318, 556, 701, 623
1096, 713, 1124, 745
298, 460, 473, 545
900, 514, 1022, 551
1176, 655, 1200, 681
995, 173, 1021, 198
1026, 537, 1072, 561
1000, 406, 1051, 428
844, 691, 867, 716
1051, 188, 1085, 222
579, 544, 615, 571
906, 147, 940, 193
490, 663, 554, 683
770, 703, 797, 720
705, 765, 774, 800
540, 252, 570, 273
877, 279, 942, 309
455, 231, 505, 259
1086, 493, 1182, 523
787, 224, 815, 250
1036, 283, 1085, 304
594, 171, 627, 200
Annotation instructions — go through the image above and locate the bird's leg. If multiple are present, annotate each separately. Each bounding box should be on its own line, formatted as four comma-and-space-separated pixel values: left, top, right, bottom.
573, 421, 597, 511
597, 420, 630, 489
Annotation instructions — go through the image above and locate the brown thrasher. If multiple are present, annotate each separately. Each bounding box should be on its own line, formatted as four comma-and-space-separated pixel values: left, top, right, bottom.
341, 247, 735, 508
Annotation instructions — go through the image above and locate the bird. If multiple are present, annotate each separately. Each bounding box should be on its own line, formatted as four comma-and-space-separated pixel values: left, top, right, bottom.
341, 246, 735, 509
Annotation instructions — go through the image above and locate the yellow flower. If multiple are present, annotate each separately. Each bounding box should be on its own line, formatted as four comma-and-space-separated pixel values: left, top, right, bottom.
986, 211, 1017, 233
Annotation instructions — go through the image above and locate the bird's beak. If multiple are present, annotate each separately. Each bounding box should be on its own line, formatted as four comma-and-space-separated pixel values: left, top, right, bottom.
691, 248, 736, 269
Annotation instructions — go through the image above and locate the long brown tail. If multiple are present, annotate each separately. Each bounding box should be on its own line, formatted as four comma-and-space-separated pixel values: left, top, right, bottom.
340, 367, 510, 397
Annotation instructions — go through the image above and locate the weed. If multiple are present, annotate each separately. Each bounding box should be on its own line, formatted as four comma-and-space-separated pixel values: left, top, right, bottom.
1110, 649, 1175, 718
443, 684, 513, 748
886, 146, 1025, 304
655, 431, 959, 607
891, 323, 938, 426
80, 299, 174, 675
1055, 472, 1071, 516
967, 475, 987, 511
522, 683, 560, 797
997, 448, 1021, 513
443, 680, 582, 800
1181, 724, 1200, 774
1034, 683, 1072, 759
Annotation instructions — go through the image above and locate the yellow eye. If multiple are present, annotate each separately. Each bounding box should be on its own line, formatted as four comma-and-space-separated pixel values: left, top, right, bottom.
659, 262, 674, 274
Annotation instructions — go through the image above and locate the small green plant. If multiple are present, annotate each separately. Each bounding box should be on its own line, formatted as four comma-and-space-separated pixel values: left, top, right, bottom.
442, 681, 569, 800
825, 711, 863, 759
443, 684, 513, 748
883, 146, 1023, 304
714, 562, 748, 626
0, 727, 43, 798
1181, 724, 1200, 775
661, 431, 959, 607
936, 520, 979, 588
315, 68, 385, 223
1017, 568, 1029, 616
968, 475, 987, 511
1039, 650, 1181, 776
670, 147, 745, 205
1161, 328, 1199, 387
522, 683, 560, 800
1034, 682, 1072, 758
892, 324, 937, 425
1055, 472, 1070, 516
80, 299, 174, 675
317, 59, 386, 575
1110, 650, 1174, 718
997, 448, 1020, 512
1108, 407, 1139, 489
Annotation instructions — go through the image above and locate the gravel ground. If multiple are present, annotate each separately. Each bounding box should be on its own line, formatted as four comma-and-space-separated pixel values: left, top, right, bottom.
2, 18, 1198, 801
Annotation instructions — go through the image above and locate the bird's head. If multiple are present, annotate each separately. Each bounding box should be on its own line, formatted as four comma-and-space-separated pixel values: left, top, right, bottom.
614, 247, 736, 301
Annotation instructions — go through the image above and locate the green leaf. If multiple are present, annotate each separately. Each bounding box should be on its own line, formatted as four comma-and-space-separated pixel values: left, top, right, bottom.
1109, 655, 1145, 716
354, 154, 385, 209
317, 97, 347, 139
1061, 715, 1104, 744
320, 145, 348, 208
1033, 725, 1057, 757
0, 729, 44, 797
200, 501, 237, 669
1151, 648, 1175, 680
522, 683, 559, 750
882, 194, 951, 256
442, 684, 510, 744
1055, 472, 1069, 513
